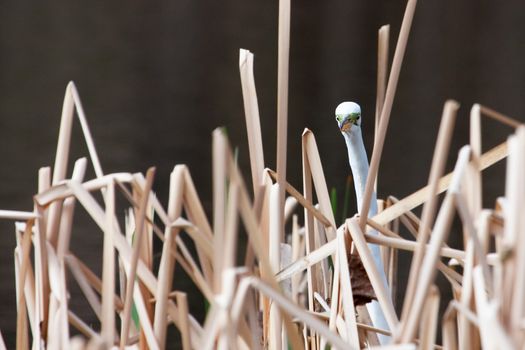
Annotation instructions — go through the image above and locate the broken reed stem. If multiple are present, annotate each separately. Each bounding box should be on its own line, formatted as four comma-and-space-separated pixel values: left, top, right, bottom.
458, 240, 476, 350
40, 158, 207, 347
400, 100, 459, 322
49, 83, 105, 247
363, 231, 482, 262
419, 286, 440, 349
442, 304, 458, 350
120, 167, 156, 349
175, 292, 192, 350
302, 129, 337, 234
397, 146, 471, 342
267, 169, 332, 227
34, 175, 50, 347
276, 138, 506, 286
222, 130, 303, 348
242, 276, 352, 350
276, 0, 290, 241
223, 174, 240, 273
15, 220, 34, 350
272, 6, 291, 342
508, 127, 525, 332
373, 140, 508, 226
153, 166, 184, 348
52, 83, 75, 185
0, 210, 39, 221
302, 129, 318, 318
346, 219, 398, 331
359, 0, 418, 230
57, 158, 87, 260
100, 182, 116, 345
375, 24, 390, 149
268, 184, 282, 349
374, 24, 390, 194
239, 49, 265, 195
181, 169, 214, 284
69, 84, 105, 180
212, 129, 227, 293
469, 105, 483, 221
337, 228, 360, 348
65, 255, 104, 319
479, 104, 522, 128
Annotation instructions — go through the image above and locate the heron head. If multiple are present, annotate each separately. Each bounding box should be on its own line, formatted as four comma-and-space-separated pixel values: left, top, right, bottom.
335, 101, 361, 133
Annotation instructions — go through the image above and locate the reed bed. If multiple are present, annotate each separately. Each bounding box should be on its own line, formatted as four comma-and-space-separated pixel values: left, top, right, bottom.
3, 0, 524, 349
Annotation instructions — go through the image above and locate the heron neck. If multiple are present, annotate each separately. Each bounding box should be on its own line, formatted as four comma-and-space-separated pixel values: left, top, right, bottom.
343, 130, 377, 217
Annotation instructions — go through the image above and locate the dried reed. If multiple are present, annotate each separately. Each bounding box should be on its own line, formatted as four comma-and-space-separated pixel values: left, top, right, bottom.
3, 0, 524, 349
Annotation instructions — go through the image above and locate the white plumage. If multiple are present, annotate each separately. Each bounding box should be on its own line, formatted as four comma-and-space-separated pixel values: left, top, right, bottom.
336, 101, 391, 344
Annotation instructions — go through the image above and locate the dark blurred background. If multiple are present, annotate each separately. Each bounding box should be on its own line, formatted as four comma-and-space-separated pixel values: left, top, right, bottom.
0, 0, 524, 347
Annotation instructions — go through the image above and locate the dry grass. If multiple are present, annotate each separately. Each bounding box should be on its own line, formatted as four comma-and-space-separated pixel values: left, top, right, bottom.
3, 0, 524, 349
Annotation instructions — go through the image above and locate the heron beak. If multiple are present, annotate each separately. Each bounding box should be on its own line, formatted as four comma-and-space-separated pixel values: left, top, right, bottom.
340, 119, 352, 132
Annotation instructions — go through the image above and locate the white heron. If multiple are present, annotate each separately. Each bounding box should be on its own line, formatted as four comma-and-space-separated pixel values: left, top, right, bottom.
336, 101, 391, 344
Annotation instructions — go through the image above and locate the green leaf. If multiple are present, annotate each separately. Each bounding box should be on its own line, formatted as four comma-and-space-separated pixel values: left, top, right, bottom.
131, 301, 140, 330
204, 298, 210, 315
130, 230, 140, 330
330, 187, 338, 220
234, 146, 239, 166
